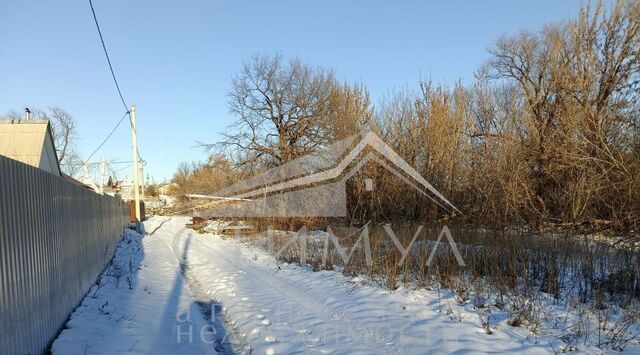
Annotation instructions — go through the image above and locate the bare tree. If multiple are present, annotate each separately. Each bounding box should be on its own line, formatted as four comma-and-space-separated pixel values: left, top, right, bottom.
188, 1, 640, 229
483, 0, 640, 224
49, 107, 76, 166
205, 54, 337, 167
170, 155, 239, 203
324, 82, 374, 140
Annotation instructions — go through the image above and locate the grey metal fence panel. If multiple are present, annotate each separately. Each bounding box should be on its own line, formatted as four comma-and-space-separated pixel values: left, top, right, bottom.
0, 155, 129, 354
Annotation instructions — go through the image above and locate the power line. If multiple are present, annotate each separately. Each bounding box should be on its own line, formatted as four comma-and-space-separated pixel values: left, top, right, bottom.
113, 163, 133, 173
110, 160, 136, 164
86, 160, 136, 166
84, 111, 146, 165
88, 0, 129, 112
87, 0, 145, 169
86, 110, 129, 162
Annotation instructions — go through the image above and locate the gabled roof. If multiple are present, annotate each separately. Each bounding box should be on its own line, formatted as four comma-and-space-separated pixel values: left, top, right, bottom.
0, 119, 62, 176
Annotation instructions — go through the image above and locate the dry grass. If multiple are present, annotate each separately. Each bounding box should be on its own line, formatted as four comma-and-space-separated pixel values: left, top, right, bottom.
248, 219, 640, 308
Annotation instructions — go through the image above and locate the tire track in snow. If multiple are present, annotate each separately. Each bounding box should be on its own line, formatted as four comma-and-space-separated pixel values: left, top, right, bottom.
152, 224, 240, 354
182, 233, 413, 354
142, 217, 562, 354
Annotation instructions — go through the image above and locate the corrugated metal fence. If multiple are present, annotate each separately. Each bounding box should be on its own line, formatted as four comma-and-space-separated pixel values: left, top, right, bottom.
0, 155, 129, 354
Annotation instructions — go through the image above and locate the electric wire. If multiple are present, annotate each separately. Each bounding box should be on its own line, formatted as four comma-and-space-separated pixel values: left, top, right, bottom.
113, 163, 133, 173
87, 0, 146, 168
88, 0, 129, 112
85, 110, 129, 163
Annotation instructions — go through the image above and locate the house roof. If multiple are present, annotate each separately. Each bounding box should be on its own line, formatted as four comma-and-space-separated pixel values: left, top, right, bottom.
0, 119, 62, 176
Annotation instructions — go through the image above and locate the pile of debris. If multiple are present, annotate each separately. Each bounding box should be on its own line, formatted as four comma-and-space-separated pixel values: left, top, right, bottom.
186, 217, 254, 236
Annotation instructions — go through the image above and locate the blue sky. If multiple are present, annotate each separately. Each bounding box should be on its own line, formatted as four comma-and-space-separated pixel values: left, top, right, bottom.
0, 0, 606, 182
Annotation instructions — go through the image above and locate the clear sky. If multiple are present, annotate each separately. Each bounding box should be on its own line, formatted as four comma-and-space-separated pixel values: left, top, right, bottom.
0, 0, 609, 182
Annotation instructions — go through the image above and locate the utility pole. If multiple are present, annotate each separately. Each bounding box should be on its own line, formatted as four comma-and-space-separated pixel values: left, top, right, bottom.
140, 164, 145, 201
130, 105, 141, 225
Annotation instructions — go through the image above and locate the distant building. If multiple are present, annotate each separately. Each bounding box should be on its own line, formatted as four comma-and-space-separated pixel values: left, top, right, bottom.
116, 179, 132, 198
102, 186, 118, 197
157, 182, 177, 195
115, 179, 140, 201
0, 119, 61, 176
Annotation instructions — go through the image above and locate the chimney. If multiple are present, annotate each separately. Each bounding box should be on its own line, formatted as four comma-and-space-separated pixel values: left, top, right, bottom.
24, 108, 31, 120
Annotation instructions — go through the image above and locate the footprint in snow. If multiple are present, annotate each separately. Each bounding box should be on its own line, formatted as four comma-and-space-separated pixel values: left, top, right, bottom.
330, 312, 344, 320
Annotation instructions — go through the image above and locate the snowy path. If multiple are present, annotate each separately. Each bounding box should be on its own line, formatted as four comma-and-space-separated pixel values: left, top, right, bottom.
146, 216, 553, 354
51, 223, 219, 354
52, 215, 557, 354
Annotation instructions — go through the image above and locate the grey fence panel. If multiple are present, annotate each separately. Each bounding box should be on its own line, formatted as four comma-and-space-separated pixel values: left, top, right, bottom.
0, 155, 129, 355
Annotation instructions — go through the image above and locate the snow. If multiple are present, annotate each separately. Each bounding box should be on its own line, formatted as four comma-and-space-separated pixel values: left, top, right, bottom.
51, 216, 639, 354
159, 194, 176, 207
51, 226, 222, 354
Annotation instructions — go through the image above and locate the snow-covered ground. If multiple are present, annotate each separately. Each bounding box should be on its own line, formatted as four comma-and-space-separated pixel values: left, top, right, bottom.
52, 216, 638, 354
51, 223, 224, 354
